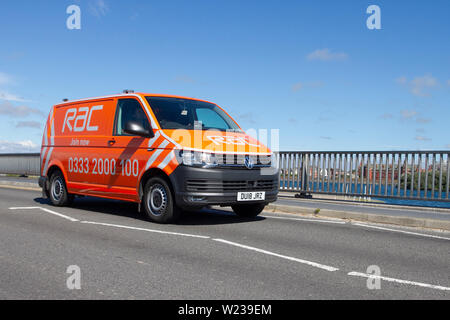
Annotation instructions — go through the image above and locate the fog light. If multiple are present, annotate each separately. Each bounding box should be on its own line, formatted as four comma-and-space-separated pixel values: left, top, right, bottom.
187, 196, 206, 202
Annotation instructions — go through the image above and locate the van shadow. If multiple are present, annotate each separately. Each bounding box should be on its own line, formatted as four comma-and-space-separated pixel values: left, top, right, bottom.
33, 197, 265, 226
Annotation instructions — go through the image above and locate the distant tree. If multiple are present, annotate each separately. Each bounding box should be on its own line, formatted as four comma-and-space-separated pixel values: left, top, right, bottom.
401, 172, 447, 191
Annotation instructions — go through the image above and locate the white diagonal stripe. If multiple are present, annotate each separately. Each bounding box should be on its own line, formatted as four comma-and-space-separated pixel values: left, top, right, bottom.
43, 147, 53, 175
352, 223, 450, 241
157, 151, 175, 170
80, 221, 210, 239
348, 271, 450, 291
213, 238, 339, 272
160, 130, 181, 148
50, 108, 55, 145
147, 130, 161, 148
9, 207, 79, 222
145, 140, 170, 169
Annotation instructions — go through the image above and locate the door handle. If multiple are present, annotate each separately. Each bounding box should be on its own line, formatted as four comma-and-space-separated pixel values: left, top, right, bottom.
108, 139, 116, 145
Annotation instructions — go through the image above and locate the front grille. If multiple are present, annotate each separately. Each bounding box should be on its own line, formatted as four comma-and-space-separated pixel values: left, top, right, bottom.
186, 179, 277, 192
215, 154, 271, 168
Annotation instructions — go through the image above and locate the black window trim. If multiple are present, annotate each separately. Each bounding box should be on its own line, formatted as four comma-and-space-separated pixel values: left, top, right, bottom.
113, 97, 152, 137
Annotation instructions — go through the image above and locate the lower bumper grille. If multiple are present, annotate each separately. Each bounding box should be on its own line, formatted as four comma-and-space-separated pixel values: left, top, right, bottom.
186, 179, 278, 192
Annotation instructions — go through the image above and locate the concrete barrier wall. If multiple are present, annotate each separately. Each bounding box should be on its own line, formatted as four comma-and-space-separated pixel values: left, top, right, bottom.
0, 153, 40, 176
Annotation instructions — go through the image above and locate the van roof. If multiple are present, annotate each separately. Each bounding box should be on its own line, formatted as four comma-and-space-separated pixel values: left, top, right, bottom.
54, 93, 216, 108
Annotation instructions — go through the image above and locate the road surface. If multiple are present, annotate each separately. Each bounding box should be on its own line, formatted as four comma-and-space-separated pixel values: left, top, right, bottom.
0, 187, 449, 299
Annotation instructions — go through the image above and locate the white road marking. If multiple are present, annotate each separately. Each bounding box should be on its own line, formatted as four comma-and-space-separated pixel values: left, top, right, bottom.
213, 238, 339, 272
8, 205, 450, 292
348, 271, 450, 292
80, 221, 210, 239
8, 206, 209, 238
352, 223, 450, 241
261, 214, 346, 224
264, 210, 450, 240
9, 206, 79, 222
40, 208, 79, 222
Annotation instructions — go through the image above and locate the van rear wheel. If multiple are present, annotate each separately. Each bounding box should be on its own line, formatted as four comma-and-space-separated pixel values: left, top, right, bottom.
143, 177, 180, 224
49, 171, 73, 206
231, 203, 266, 218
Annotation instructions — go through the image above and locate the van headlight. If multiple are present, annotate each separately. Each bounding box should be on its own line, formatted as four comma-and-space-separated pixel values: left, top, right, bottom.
179, 150, 218, 167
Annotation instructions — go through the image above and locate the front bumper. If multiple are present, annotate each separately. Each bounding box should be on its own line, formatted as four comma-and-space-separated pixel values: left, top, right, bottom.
38, 176, 47, 188
169, 165, 280, 207
38, 176, 49, 198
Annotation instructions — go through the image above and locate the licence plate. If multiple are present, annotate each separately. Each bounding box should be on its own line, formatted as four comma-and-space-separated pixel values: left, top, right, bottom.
237, 191, 266, 201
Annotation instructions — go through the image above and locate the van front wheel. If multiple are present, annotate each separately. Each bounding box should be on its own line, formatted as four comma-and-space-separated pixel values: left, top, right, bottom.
143, 177, 180, 223
231, 203, 266, 218
49, 171, 73, 206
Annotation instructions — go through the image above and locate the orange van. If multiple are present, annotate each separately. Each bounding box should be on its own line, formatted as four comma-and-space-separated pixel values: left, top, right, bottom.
39, 91, 279, 223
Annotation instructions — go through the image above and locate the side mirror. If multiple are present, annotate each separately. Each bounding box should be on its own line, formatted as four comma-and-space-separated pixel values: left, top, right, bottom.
123, 121, 155, 138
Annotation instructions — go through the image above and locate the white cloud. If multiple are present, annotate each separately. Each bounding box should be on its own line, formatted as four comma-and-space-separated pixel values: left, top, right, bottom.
0, 101, 44, 117
174, 75, 196, 84
0, 139, 39, 153
400, 109, 417, 120
291, 82, 303, 92
291, 81, 323, 92
416, 117, 431, 124
237, 112, 257, 124
397, 74, 439, 97
397, 110, 432, 124
89, 0, 109, 17
0, 90, 31, 102
410, 74, 438, 96
15, 121, 41, 129
395, 76, 407, 85
380, 113, 393, 120
414, 136, 431, 142
307, 48, 348, 61
0, 72, 13, 85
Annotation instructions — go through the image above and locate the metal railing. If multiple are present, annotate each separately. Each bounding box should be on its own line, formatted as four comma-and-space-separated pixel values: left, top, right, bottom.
0, 153, 40, 176
1, 151, 449, 202
277, 151, 450, 202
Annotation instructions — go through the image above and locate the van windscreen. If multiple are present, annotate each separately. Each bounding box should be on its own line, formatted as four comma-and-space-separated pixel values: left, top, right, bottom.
145, 97, 242, 132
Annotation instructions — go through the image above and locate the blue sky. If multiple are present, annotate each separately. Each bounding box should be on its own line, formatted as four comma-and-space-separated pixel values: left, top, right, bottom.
0, 0, 449, 152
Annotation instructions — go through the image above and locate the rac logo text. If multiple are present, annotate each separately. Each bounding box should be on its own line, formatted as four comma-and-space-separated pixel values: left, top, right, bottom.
207, 135, 259, 147
62, 105, 103, 133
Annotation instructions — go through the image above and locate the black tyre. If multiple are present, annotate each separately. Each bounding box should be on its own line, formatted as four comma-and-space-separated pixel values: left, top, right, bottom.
143, 177, 180, 223
231, 203, 266, 218
49, 171, 74, 206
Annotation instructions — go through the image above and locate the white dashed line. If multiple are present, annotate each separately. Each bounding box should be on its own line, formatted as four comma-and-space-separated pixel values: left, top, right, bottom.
352, 223, 450, 241
8, 205, 450, 292
213, 238, 339, 272
348, 271, 450, 292
263, 212, 450, 240
80, 220, 210, 239
9, 206, 79, 222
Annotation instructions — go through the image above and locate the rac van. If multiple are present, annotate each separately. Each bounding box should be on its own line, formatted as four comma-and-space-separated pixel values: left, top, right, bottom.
39, 91, 279, 223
